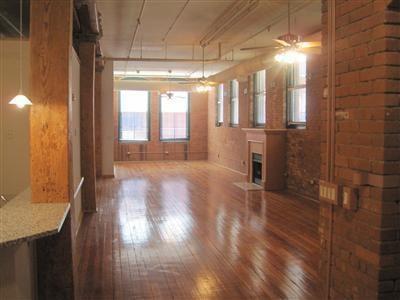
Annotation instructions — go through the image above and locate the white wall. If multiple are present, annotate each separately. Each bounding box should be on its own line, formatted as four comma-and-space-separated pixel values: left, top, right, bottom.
101, 61, 114, 176
0, 40, 30, 198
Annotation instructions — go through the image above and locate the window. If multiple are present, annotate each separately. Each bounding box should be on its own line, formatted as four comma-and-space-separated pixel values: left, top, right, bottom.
216, 84, 224, 126
119, 90, 150, 142
230, 79, 239, 126
253, 70, 266, 126
287, 57, 307, 127
160, 91, 190, 140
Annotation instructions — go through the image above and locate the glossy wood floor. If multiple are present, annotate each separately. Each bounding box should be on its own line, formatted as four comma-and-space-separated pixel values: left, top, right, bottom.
75, 161, 322, 299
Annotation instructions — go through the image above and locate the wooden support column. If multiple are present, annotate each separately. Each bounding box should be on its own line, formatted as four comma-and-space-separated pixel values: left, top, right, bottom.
95, 69, 102, 177
30, 1, 75, 299
30, 0, 73, 203
79, 42, 97, 211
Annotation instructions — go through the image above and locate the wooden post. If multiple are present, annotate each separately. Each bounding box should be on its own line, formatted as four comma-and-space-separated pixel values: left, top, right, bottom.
95, 69, 102, 177
30, 0, 73, 203
30, 1, 75, 298
79, 42, 97, 211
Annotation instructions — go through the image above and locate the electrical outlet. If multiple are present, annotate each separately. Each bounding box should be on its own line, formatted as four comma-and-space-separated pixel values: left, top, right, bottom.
319, 180, 340, 205
342, 187, 358, 211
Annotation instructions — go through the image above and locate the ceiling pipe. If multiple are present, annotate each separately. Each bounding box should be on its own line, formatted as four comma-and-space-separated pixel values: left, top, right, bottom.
104, 57, 222, 63
162, 0, 190, 42
87, 0, 100, 34
226, 0, 313, 54
200, 0, 259, 47
127, 0, 146, 58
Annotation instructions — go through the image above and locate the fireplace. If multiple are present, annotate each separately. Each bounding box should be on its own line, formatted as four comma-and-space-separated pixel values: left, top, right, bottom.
252, 153, 262, 185
242, 128, 287, 190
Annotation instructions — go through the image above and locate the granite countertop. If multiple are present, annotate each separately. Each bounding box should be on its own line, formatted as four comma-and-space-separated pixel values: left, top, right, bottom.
0, 189, 70, 247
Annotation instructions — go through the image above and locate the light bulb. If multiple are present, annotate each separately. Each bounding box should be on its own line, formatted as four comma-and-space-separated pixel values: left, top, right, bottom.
9, 94, 32, 109
196, 84, 211, 93
274, 50, 306, 64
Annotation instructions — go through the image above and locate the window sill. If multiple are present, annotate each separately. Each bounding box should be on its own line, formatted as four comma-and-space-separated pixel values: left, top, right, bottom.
229, 124, 239, 128
287, 123, 306, 130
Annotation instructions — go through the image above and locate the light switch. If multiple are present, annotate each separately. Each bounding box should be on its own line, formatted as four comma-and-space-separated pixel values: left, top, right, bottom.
342, 187, 358, 211
319, 180, 340, 205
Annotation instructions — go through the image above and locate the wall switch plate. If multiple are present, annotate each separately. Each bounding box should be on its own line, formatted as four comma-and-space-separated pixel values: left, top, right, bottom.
319, 180, 340, 205
342, 187, 358, 211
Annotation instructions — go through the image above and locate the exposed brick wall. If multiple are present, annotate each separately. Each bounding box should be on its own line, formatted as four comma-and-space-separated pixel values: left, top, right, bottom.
114, 91, 208, 161
286, 54, 323, 199
208, 55, 322, 199
319, 0, 400, 298
208, 81, 249, 174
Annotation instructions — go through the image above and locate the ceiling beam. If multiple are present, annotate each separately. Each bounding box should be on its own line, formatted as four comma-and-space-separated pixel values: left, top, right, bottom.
104, 57, 224, 63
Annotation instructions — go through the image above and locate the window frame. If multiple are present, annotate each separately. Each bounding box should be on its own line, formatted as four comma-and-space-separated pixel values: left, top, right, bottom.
286, 59, 307, 129
159, 91, 191, 142
216, 83, 224, 127
118, 90, 151, 143
253, 70, 266, 127
229, 79, 239, 127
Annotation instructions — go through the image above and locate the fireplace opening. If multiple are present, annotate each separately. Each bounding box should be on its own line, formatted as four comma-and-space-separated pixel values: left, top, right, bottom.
252, 153, 262, 185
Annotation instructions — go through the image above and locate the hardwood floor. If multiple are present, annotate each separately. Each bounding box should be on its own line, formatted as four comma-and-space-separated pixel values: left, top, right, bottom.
75, 161, 322, 299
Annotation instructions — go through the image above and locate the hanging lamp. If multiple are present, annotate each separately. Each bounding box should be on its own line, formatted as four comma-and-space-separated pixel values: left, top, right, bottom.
9, 0, 32, 108
196, 46, 212, 93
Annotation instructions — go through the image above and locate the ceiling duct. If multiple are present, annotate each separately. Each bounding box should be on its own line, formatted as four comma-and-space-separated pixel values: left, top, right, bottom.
199, 0, 259, 47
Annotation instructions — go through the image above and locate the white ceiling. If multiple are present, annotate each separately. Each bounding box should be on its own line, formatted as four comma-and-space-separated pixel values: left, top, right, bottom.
97, 0, 321, 78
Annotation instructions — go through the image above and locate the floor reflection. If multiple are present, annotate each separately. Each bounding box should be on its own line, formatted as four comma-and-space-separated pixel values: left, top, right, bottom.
76, 161, 322, 299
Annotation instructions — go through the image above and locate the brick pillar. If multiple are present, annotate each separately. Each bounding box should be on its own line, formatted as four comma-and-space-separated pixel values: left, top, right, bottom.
319, 0, 400, 299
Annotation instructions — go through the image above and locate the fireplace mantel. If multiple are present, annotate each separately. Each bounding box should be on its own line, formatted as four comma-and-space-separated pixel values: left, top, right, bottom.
242, 128, 287, 190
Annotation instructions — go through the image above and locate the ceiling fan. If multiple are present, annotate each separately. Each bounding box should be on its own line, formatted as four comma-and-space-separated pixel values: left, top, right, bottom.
240, 1, 321, 62
180, 46, 217, 92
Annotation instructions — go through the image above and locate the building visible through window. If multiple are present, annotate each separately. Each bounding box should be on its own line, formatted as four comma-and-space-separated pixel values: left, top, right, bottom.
216, 84, 224, 126
230, 79, 239, 126
287, 57, 307, 127
160, 91, 190, 140
119, 90, 150, 141
253, 70, 266, 126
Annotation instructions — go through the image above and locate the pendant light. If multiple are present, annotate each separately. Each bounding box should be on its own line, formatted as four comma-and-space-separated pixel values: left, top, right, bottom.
9, 0, 32, 109
196, 46, 212, 93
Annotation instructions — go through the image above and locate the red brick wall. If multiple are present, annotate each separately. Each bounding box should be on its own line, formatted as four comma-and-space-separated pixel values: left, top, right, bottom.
114, 91, 208, 161
286, 54, 323, 199
319, 0, 400, 298
208, 56, 322, 199
208, 81, 249, 175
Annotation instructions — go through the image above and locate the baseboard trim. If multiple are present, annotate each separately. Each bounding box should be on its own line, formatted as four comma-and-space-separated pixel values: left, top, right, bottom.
209, 161, 247, 177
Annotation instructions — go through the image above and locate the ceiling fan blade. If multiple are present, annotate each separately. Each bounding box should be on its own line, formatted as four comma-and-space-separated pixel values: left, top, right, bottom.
240, 45, 279, 51
273, 39, 291, 47
297, 41, 321, 48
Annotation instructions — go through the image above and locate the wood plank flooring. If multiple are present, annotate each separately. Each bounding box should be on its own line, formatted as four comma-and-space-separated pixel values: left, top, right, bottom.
75, 161, 322, 299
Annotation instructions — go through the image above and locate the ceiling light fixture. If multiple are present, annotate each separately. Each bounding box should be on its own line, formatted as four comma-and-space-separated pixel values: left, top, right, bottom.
196, 46, 213, 93
274, 49, 306, 64
9, 0, 32, 109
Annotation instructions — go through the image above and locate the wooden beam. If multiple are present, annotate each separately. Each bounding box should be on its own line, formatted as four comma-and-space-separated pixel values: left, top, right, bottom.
95, 70, 102, 177
79, 42, 97, 211
30, 0, 73, 203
